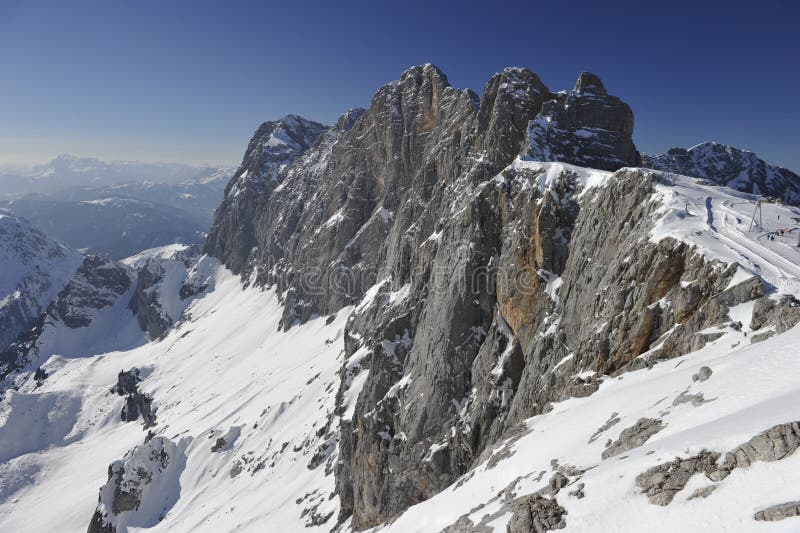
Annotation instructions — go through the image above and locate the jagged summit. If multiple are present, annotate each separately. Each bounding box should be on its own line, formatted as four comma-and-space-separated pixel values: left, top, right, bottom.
335, 107, 367, 131
246, 115, 327, 160
525, 71, 640, 170
205, 114, 327, 272
398, 62, 450, 85
573, 71, 607, 95
207, 64, 641, 282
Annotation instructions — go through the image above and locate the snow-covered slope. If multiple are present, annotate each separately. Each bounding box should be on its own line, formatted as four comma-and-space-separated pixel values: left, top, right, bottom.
382, 325, 800, 532
644, 142, 800, 205
0, 169, 798, 532
650, 171, 800, 296
0, 212, 83, 352
0, 267, 349, 532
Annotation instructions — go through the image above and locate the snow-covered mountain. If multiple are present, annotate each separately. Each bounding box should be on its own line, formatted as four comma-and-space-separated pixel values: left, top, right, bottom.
643, 142, 800, 205
2, 65, 800, 533
0, 212, 84, 352
0, 195, 209, 260
49, 168, 234, 221
0, 160, 235, 259
21, 155, 225, 187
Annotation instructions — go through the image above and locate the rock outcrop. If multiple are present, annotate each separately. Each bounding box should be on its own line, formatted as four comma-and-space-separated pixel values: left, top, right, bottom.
125, 244, 208, 339
205, 115, 327, 273
87, 436, 188, 533
111, 369, 156, 428
754, 501, 800, 522
636, 421, 800, 505
525, 72, 641, 171
602, 418, 665, 460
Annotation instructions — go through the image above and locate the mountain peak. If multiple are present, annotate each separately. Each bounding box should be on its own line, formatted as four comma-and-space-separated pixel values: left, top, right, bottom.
525, 71, 638, 170
398, 63, 451, 89
335, 108, 366, 131
573, 71, 607, 95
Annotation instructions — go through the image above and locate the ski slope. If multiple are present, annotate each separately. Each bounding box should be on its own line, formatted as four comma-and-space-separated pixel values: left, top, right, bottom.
651, 172, 800, 296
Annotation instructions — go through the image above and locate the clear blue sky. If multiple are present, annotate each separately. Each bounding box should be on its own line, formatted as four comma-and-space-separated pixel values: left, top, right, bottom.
1, 0, 798, 170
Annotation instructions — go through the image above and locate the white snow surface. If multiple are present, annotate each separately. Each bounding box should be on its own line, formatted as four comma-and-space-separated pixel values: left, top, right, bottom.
650, 171, 800, 296
1, 168, 800, 532
0, 268, 349, 532
496, 158, 613, 198
0, 213, 84, 347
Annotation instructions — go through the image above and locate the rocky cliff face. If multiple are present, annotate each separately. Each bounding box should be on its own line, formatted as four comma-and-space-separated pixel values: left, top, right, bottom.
525, 72, 641, 171
208, 65, 638, 527
335, 163, 800, 528
643, 142, 800, 204
208, 65, 635, 330
199, 64, 798, 529
205, 115, 327, 273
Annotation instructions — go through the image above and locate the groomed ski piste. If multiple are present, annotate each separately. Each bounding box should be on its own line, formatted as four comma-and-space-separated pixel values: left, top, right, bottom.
1, 165, 799, 532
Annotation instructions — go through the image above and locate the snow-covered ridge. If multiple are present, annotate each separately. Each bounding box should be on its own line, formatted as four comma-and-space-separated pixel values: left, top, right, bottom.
0, 213, 83, 351
497, 158, 613, 197
0, 268, 350, 532
644, 142, 800, 205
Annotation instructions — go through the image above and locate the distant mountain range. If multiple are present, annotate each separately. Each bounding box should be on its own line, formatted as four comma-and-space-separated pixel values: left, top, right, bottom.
643, 142, 800, 204
0, 155, 234, 259
0, 154, 232, 197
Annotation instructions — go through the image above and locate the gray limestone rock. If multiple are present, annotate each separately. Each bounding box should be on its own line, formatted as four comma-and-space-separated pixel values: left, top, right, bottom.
111, 369, 156, 428
754, 501, 800, 522
635, 452, 721, 506
589, 413, 620, 444
525, 72, 641, 171
687, 485, 718, 500
692, 366, 713, 382
205, 115, 327, 274
672, 390, 711, 407
506, 494, 567, 533
636, 422, 800, 505
87, 437, 188, 533
750, 295, 800, 336
602, 418, 665, 459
